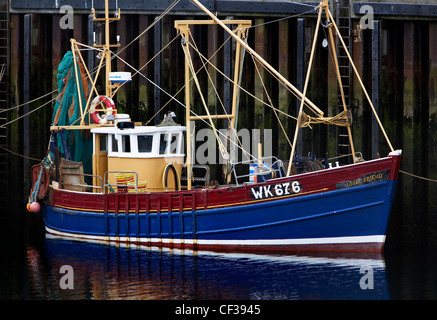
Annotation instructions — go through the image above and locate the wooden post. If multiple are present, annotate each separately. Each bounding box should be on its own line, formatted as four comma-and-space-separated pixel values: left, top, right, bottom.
224, 26, 232, 115
88, 13, 95, 88
371, 20, 381, 159
70, 40, 85, 125
258, 142, 262, 167
154, 16, 162, 125
23, 14, 31, 198
296, 18, 305, 156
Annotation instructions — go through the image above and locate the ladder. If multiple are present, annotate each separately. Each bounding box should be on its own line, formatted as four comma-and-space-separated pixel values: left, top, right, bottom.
0, 0, 8, 203
335, 0, 352, 162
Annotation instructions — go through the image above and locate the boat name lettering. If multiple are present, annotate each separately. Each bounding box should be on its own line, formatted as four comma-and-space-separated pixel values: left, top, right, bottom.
250, 181, 301, 200
336, 169, 390, 190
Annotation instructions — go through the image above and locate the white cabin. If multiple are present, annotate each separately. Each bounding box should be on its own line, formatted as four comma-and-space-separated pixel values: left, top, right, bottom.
91, 124, 186, 192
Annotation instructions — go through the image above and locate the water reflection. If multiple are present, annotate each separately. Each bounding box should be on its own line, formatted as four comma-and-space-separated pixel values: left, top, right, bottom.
20, 235, 390, 300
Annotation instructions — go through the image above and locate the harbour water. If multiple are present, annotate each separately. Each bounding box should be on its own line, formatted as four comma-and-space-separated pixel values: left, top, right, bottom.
1, 208, 437, 303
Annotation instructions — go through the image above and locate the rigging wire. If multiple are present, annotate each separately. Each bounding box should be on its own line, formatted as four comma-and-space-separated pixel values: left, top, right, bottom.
0, 0, 181, 128
112, 0, 180, 60
0, 97, 55, 129
145, 33, 234, 125
0, 89, 57, 115
186, 39, 297, 121
3, 0, 313, 129
1, 2, 435, 185
2, 0, 312, 130
236, 7, 318, 31
113, 53, 262, 164
249, 47, 293, 148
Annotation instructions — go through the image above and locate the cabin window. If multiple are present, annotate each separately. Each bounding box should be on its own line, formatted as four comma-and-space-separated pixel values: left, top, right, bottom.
111, 135, 118, 152
137, 135, 153, 153
159, 133, 180, 155
159, 134, 167, 155
169, 134, 177, 154
99, 135, 107, 152
122, 135, 131, 153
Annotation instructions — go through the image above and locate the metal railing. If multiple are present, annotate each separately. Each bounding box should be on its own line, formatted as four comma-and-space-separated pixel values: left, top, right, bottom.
232, 156, 286, 185
180, 164, 211, 187
60, 171, 145, 194
61, 172, 103, 193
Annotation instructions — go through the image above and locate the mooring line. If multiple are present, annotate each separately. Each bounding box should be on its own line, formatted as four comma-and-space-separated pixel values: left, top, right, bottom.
399, 170, 437, 183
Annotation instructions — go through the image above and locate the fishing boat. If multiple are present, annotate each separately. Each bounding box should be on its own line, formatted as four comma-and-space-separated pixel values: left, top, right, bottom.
27, 0, 402, 254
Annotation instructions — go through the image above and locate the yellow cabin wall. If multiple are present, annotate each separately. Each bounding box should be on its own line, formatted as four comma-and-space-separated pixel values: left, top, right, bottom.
106, 156, 183, 192
92, 153, 108, 191
92, 134, 108, 192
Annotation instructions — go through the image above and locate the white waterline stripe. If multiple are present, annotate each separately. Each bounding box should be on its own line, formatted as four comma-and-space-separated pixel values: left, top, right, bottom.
45, 227, 384, 246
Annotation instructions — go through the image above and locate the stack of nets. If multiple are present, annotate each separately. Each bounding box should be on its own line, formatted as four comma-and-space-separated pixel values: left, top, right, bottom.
292, 153, 325, 174
51, 51, 92, 175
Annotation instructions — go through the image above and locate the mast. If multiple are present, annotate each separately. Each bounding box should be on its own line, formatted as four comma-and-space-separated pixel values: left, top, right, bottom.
92, 0, 121, 98
104, 0, 111, 97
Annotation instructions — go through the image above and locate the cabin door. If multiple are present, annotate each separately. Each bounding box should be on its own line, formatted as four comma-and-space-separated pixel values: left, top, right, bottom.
92, 134, 108, 192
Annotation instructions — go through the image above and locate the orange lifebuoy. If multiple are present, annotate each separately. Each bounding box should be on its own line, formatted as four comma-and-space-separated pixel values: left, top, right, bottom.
90, 95, 116, 124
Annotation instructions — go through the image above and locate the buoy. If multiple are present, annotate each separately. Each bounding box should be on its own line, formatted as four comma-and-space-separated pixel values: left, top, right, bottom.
29, 202, 41, 213
26, 202, 31, 212
90, 95, 116, 125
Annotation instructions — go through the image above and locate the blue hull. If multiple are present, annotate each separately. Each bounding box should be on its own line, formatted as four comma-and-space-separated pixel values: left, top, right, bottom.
43, 179, 397, 253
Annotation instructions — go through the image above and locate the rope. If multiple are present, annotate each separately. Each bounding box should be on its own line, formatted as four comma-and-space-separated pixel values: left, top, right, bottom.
400, 170, 437, 183
0, 145, 42, 162
0, 97, 55, 128
299, 110, 352, 128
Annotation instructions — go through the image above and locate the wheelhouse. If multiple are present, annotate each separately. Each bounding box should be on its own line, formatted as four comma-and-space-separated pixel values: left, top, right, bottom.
91, 124, 186, 192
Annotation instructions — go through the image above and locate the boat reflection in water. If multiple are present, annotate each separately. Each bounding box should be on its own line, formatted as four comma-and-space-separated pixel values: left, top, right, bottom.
25, 235, 390, 300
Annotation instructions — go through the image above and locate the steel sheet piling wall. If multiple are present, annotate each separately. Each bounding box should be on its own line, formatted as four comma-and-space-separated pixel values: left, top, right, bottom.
5, 2, 437, 246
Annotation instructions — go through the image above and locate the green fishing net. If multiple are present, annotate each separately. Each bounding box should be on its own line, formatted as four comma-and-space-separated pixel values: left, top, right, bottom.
51, 51, 92, 175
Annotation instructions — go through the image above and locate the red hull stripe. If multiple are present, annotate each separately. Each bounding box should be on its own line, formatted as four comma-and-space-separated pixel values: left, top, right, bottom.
48, 155, 401, 214
51, 187, 330, 213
